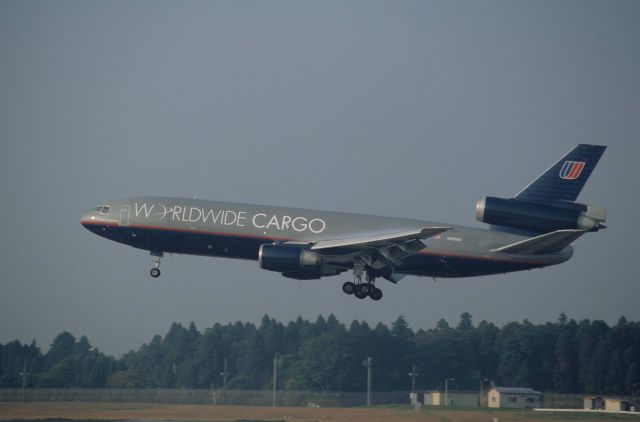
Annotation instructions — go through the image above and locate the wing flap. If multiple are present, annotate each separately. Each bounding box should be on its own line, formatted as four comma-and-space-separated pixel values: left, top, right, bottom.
491, 229, 586, 255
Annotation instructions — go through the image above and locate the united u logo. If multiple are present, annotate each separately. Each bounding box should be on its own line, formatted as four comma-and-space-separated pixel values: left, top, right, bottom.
559, 161, 585, 180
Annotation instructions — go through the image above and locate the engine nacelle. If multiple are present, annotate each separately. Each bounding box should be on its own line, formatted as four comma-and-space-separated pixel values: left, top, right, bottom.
475, 196, 606, 233
258, 243, 321, 273
281, 267, 343, 280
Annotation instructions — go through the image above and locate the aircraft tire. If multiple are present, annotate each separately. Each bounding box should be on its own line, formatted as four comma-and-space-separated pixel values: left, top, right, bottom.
342, 281, 356, 295
369, 288, 383, 301
150, 268, 161, 278
354, 283, 369, 299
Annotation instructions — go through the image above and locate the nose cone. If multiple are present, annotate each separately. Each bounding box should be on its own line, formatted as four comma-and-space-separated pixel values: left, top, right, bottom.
80, 211, 96, 224
81, 204, 117, 239
80, 210, 98, 229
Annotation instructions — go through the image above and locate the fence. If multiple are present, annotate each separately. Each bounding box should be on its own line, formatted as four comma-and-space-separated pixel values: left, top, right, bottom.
540, 393, 584, 409
2, 389, 631, 409
0, 388, 410, 407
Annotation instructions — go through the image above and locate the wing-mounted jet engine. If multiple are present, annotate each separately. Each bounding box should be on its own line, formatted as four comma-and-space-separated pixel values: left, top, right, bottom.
258, 243, 322, 272
258, 243, 346, 280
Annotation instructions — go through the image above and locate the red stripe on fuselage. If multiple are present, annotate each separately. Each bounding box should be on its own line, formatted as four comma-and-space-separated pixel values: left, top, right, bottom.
81, 220, 119, 227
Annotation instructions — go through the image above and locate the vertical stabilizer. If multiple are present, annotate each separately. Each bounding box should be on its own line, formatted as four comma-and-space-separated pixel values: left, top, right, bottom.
515, 144, 606, 204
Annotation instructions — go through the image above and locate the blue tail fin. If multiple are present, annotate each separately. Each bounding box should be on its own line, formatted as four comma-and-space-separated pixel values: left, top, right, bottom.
514, 144, 607, 204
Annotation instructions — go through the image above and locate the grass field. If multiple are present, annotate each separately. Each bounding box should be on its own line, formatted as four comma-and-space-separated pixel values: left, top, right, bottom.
0, 402, 638, 422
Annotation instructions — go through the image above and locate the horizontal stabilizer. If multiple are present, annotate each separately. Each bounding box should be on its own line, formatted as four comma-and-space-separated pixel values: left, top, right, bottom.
491, 229, 586, 255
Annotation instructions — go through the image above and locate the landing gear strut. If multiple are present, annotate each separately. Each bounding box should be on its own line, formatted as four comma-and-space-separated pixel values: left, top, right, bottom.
150, 251, 163, 278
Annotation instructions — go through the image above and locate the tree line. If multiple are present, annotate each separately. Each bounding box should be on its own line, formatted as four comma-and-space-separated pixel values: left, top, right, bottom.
1, 313, 639, 395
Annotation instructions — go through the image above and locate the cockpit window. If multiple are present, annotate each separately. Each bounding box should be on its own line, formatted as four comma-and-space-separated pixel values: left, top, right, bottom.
92, 206, 110, 214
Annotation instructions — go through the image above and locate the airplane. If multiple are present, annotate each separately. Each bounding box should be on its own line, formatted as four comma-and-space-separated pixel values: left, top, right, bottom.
81, 144, 607, 301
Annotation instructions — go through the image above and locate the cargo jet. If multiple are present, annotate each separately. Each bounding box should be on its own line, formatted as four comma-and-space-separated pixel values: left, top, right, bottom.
81, 144, 607, 301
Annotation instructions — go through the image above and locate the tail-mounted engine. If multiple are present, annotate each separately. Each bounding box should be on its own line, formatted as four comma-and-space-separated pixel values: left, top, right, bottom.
476, 196, 606, 233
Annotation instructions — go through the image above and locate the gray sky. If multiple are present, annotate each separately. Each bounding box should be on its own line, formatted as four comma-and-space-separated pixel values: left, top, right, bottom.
1, 0, 639, 356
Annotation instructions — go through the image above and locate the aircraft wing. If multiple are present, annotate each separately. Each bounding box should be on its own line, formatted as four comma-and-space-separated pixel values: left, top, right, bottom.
303, 227, 450, 282
491, 229, 586, 255
310, 227, 451, 251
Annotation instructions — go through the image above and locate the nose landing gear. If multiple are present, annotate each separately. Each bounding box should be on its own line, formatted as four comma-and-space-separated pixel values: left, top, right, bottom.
150, 251, 163, 278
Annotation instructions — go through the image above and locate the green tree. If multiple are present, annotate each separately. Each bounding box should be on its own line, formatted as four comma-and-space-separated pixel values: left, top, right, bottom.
553, 318, 578, 393
436, 319, 450, 330
287, 331, 354, 391
230, 329, 266, 389
45, 332, 76, 366
606, 350, 624, 394
477, 320, 499, 383
496, 322, 529, 386
4, 313, 640, 393
457, 312, 474, 331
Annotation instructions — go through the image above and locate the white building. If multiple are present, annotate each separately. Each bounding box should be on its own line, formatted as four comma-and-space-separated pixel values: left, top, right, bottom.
604, 398, 632, 412
487, 387, 541, 409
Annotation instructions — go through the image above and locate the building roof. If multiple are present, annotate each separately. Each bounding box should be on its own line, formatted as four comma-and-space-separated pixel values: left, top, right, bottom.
426, 390, 484, 394
604, 397, 631, 402
492, 387, 541, 395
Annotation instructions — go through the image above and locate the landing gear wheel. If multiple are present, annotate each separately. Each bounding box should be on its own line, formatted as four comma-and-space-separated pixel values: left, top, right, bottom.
150, 251, 163, 278
355, 283, 370, 299
342, 281, 356, 295
369, 288, 383, 301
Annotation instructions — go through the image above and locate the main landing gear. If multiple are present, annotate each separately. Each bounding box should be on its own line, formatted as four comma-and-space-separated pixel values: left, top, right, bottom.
342, 268, 383, 301
150, 251, 163, 278
342, 280, 383, 301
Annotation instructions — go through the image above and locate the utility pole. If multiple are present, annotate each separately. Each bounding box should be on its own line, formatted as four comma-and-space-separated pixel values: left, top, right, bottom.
444, 378, 455, 406
272, 353, 278, 407
408, 364, 418, 394
479, 378, 488, 407
19, 359, 29, 403
220, 357, 229, 390
408, 364, 419, 408
362, 357, 372, 407
219, 356, 229, 405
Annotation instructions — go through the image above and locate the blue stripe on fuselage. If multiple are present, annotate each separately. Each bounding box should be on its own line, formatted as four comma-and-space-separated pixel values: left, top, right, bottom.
81, 222, 561, 278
